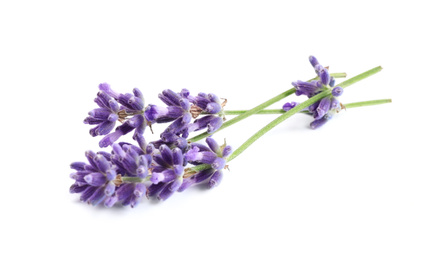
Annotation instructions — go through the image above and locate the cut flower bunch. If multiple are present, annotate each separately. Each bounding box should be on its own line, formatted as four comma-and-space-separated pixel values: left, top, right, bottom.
70, 56, 391, 208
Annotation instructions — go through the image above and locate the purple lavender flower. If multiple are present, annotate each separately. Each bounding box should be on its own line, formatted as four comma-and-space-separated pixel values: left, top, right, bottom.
110, 142, 153, 179
282, 101, 299, 112
148, 144, 186, 201
309, 96, 342, 129
84, 91, 120, 137
181, 137, 232, 190
85, 83, 149, 148
288, 56, 345, 129
145, 89, 225, 148
188, 92, 223, 117
104, 182, 148, 208
99, 83, 145, 114
69, 150, 117, 206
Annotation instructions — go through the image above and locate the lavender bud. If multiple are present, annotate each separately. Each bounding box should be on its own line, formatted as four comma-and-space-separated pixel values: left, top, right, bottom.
178, 178, 195, 192
208, 170, 223, 189
211, 157, 226, 170
104, 196, 118, 208
329, 77, 336, 87
84, 172, 107, 187
282, 102, 298, 112
70, 162, 87, 171
331, 86, 343, 97
316, 97, 331, 119
207, 116, 223, 133
222, 145, 233, 158
310, 117, 329, 129
104, 182, 116, 196
134, 183, 147, 198
317, 65, 330, 86
309, 55, 319, 68
206, 137, 221, 154
170, 177, 183, 192
206, 102, 222, 114
158, 183, 175, 201
88, 187, 106, 206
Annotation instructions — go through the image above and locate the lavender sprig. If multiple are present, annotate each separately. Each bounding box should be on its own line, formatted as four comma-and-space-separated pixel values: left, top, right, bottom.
71, 55, 390, 208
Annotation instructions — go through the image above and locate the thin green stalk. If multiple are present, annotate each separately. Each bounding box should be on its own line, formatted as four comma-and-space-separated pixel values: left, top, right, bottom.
343, 99, 391, 109
227, 66, 383, 163
223, 109, 290, 115
121, 176, 150, 183
187, 72, 347, 143
221, 99, 391, 115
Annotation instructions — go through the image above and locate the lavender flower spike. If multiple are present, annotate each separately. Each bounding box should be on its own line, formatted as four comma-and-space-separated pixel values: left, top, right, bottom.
182, 137, 232, 190
84, 91, 120, 137
70, 150, 117, 206
290, 56, 345, 129
149, 145, 186, 201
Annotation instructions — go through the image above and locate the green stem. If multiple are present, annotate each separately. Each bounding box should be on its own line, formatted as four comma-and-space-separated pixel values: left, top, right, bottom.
222, 99, 391, 115
227, 66, 383, 163
187, 72, 347, 143
121, 176, 150, 183
343, 99, 391, 109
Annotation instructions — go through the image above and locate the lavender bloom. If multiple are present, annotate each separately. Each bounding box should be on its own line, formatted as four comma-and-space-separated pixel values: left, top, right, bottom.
93, 142, 153, 208
70, 150, 117, 206
290, 56, 345, 129
99, 83, 145, 114
182, 137, 232, 190
188, 92, 223, 117
84, 91, 120, 137
309, 97, 342, 129
331, 86, 343, 97
282, 101, 299, 112
145, 89, 225, 149
110, 142, 152, 179
187, 115, 223, 134
148, 145, 186, 201
104, 183, 148, 208
145, 89, 191, 124
85, 83, 148, 147
144, 89, 193, 144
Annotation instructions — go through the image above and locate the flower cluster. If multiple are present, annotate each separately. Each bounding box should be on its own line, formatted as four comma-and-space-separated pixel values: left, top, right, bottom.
283, 56, 344, 129
73, 84, 230, 207
70, 136, 231, 207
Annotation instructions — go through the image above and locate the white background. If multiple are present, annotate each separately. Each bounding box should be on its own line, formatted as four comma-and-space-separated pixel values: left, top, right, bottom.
1, 1, 442, 259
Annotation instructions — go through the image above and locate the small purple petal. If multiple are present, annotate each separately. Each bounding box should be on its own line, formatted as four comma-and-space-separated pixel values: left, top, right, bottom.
159, 145, 173, 165
134, 183, 147, 198
104, 182, 116, 196
331, 86, 343, 97
207, 116, 223, 133
70, 162, 87, 171
309, 56, 319, 68
84, 172, 107, 187
310, 117, 329, 129
87, 187, 107, 206
70, 183, 89, 194
282, 102, 298, 112
115, 183, 135, 201
206, 137, 221, 154
157, 183, 175, 201
104, 196, 118, 208
205, 102, 221, 114
80, 186, 97, 202
98, 83, 119, 99
211, 157, 226, 171
208, 170, 223, 189
316, 97, 331, 119
222, 145, 232, 158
